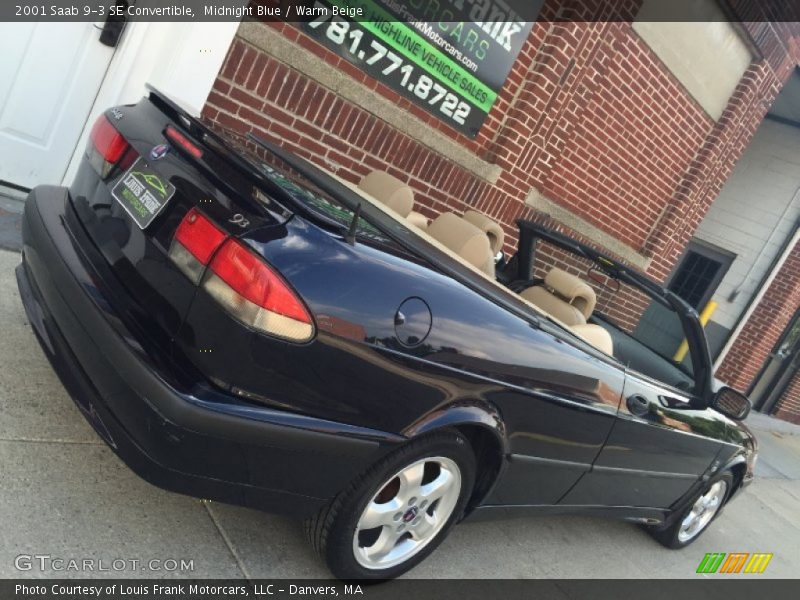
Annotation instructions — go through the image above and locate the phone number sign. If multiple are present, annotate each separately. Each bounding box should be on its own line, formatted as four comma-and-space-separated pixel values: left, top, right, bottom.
295, 0, 538, 138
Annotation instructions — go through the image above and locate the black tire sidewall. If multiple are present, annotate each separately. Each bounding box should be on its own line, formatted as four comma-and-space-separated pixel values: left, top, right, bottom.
324, 432, 476, 580
656, 471, 734, 549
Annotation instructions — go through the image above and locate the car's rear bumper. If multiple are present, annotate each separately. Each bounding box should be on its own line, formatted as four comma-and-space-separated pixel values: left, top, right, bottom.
16, 185, 399, 517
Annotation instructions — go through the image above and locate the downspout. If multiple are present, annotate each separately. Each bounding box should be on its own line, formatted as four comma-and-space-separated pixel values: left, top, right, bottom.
714, 221, 800, 370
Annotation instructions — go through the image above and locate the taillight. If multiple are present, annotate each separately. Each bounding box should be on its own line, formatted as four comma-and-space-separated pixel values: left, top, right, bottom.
169, 208, 227, 284
87, 114, 130, 177
168, 209, 314, 342
165, 125, 203, 159
203, 239, 314, 342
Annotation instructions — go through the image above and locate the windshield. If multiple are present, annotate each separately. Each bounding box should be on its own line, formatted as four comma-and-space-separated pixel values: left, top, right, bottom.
527, 238, 697, 392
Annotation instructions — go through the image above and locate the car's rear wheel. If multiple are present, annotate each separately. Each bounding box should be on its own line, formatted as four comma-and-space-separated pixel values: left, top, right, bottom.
305, 431, 475, 580
649, 471, 733, 549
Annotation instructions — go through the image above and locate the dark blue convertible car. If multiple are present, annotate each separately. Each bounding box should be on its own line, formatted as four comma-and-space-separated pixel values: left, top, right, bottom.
17, 89, 756, 579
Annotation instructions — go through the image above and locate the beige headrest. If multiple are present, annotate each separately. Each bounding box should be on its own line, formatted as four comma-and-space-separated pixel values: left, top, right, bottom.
545, 268, 597, 319
358, 170, 414, 217
571, 324, 614, 355
462, 210, 505, 254
427, 212, 493, 274
520, 286, 586, 326
406, 210, 429, 229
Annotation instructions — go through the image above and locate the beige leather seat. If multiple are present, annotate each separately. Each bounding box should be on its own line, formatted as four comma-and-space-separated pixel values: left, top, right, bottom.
520, 267, 597, 326
426, 212, 495, 277
462, 210, 505, 255
358, 170, 430, 229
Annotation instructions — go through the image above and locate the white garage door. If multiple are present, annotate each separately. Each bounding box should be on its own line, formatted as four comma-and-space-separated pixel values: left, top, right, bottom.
0, 22, 115, 189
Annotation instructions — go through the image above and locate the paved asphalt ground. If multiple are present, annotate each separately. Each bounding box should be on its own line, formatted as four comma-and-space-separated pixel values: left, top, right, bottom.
0, 232, 799, 579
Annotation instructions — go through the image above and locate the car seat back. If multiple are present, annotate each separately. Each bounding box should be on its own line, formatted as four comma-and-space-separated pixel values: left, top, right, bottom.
427, 212, 495, 276
358, 170, 414, 217
520, 267, 597, 326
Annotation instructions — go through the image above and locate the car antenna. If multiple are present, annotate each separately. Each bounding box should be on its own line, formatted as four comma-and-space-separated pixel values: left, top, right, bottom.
345, 203, 362, 246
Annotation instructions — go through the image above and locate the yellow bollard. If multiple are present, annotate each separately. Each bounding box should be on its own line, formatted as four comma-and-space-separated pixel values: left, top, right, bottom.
673, 300, 718, 363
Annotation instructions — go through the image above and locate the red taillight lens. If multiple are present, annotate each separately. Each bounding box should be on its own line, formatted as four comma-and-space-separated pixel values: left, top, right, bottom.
88, 114, 129, 176
208, 240, 271, 308
204, 239, 314, 341
209, 240, 312, 324
175, 208, 226, 264
169, 209, 314, 342
165, 125, 203, 159
169, 208, 227, 284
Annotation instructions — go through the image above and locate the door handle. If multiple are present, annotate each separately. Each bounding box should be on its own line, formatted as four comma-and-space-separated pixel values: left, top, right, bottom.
626, 394, 650, 417
659, 395, 689, 409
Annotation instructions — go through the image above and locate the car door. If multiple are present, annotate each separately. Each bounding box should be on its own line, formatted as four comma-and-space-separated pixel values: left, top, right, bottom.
476, 319, 627, 507
560, 370, 725, 508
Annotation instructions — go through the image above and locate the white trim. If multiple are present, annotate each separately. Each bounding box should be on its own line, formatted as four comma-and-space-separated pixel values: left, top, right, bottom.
714, 227, 800, 369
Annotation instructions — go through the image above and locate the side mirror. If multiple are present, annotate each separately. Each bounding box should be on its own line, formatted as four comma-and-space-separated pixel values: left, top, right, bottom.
712, 387, 751, 421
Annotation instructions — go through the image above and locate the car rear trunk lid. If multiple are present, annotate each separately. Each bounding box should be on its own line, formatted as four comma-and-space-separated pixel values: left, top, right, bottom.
68, 95, 291, 347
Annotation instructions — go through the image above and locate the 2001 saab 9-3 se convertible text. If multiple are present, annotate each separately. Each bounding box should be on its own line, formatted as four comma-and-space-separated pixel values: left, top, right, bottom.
16, 90, 757, 580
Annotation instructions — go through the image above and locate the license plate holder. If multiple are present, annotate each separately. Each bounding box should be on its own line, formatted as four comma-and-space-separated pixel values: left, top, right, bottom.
110, 157, 176, 229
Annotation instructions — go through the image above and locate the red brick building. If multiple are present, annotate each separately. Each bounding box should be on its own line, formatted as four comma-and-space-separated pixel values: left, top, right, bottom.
201, 1, 800, 423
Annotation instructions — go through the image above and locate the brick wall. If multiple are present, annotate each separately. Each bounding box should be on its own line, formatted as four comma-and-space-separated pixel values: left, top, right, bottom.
201, 3, 800, 419
775, 371, 800, 425
203, 6, 796, 273
504, 19, 713, 253
717, 241, 800, 392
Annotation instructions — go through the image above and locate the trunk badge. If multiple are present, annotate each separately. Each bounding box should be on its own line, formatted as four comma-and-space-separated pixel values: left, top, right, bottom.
150, 144, 169, 160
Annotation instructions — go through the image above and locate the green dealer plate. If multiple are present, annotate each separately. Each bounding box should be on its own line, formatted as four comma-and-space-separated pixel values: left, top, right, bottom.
111, 157, 176, 229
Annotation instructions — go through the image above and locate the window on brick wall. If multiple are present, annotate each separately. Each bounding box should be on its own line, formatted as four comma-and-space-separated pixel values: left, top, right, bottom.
634, 240, 733, 370
668, 240, 734, 310
632, 0, 752, 120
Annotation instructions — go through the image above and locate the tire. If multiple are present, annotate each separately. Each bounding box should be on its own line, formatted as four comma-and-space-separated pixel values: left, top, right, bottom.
304, 430, 476, 580
649, 471, 734, 549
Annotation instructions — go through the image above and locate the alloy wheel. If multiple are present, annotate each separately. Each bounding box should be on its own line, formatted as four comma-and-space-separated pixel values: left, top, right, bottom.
677, 480, 728, 542
352, 456, 462, 570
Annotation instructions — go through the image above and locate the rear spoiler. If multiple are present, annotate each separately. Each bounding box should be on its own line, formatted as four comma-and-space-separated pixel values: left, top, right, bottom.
147, 86, 287, 201
148, 87, 368, 234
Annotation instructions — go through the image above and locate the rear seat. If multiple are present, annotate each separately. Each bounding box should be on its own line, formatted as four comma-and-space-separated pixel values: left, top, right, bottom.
356, 170, 496, 275
463, 210, 505, 255
426, 212, 495, 277
357, 170, 414, 217
357, 170, 429, 229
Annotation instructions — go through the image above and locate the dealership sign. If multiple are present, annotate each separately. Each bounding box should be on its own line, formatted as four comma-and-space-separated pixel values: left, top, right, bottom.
295, 0, 539, 137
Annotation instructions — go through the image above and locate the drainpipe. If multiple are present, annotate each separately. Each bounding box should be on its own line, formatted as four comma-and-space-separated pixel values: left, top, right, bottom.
714, 223, 800, 370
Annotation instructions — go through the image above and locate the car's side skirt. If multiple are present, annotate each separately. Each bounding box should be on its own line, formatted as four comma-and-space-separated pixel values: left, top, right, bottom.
463, 503, 668, 525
